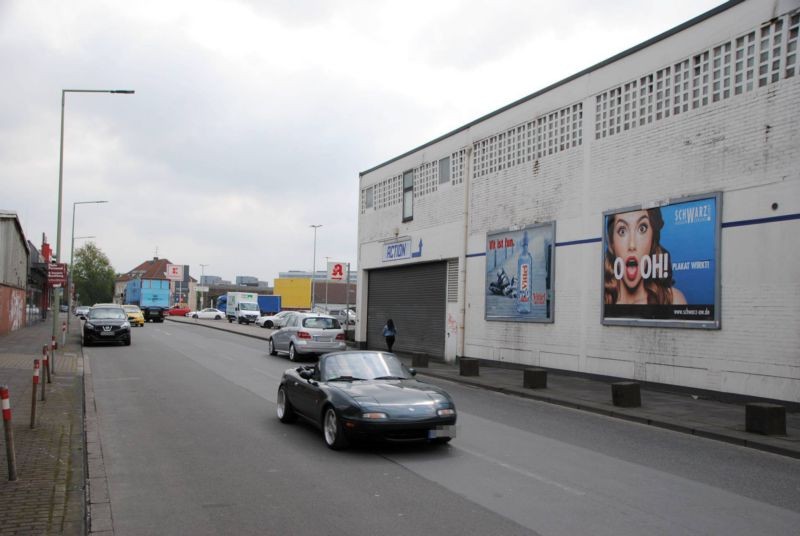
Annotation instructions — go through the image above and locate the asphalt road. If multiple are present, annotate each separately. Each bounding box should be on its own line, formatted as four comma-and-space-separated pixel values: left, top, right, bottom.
88, 322, 800, 536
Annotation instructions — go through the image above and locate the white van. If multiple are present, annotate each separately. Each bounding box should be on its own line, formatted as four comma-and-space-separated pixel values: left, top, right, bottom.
226, 292, 260, 324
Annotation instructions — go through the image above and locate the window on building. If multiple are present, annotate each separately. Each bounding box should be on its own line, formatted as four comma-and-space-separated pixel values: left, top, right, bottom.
438, 157, 451, 184
365, 186, 373, 209
402, 170, 413, 221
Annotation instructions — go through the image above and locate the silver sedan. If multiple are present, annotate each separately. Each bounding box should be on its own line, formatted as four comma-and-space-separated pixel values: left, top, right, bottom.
268, 313, 347, 361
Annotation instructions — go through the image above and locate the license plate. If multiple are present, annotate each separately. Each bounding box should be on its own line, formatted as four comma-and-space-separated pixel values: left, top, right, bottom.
315, 336, 332, 342
428, 426, 455, 439
100, 332, 115, 336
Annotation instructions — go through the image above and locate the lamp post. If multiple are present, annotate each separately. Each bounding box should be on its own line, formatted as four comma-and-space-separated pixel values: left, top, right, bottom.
199, 264, 209, 308
324, 256, 330, 312
52, 89, 134, 345
310, 224, 322, 311
67, 200, 108, 333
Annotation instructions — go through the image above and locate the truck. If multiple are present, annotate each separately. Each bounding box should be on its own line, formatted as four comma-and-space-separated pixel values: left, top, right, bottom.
124, 279, 170, 322
226, 292, 260, 324
257, 295, 281, 316
215, 295, 227, 314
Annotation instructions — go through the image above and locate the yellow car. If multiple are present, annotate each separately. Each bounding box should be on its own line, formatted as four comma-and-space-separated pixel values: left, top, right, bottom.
123, 305, 145, 327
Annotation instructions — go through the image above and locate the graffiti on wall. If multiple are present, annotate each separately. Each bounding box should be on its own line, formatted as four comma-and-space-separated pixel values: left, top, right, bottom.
0, 286, 26, 335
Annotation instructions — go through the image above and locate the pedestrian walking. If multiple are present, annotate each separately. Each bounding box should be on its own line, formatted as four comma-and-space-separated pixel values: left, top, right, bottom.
382, 319, 396, 352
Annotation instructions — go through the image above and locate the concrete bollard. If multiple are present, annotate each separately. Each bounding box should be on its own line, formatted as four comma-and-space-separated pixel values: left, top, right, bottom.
612, 382, 641, 408
2, 385, 18, 481
745, 403, 786, 435
30, 360, 40, 429
412, 354, 429, 368
523, 368, 548, 389
459, 358, 480, 377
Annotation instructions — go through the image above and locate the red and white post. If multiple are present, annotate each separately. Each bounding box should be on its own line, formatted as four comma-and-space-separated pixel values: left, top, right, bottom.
30, 360, 40, 429
43, 345, 51, 384
1, 385, 17, 481
50, 337, 56, 375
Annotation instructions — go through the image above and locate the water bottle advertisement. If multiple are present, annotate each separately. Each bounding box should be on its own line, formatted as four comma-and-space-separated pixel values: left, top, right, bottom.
485, 222, 555, 322
602, 192, 721, 328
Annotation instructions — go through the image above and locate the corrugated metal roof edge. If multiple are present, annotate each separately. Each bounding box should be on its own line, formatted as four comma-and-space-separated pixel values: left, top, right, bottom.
359, 0, 742, 178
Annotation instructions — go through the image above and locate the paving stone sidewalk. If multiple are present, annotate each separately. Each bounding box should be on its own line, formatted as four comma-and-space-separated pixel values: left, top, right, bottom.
0, 315, 84, 535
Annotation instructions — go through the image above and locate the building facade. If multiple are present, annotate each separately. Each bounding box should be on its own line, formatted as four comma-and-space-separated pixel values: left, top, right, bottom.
356, 0, 800, 402
0, 211, 30, 334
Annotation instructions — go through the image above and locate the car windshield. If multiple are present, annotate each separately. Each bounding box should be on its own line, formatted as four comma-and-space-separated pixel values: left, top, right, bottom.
302, 317, 341, 329
240, 303, 259, 311
321, 352, 409, 381
89, 307, 127, 320
123, 306, 140, 313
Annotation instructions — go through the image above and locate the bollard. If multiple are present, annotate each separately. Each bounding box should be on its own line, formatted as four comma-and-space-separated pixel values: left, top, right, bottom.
43, 345, 51, 384
50, 338, 56, 375
2, 386, 18, 481
30, 360, 40, 429
459, 357, 480, 377
52, 334, 57, 351
612, 382, 641, 408
40, 356, 47, 402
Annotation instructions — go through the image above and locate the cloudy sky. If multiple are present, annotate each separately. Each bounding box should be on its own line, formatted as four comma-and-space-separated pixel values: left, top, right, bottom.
2, 0, 724, 284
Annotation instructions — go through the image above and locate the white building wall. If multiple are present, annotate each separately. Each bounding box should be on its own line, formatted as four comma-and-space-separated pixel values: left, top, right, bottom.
358, 0, 800, 402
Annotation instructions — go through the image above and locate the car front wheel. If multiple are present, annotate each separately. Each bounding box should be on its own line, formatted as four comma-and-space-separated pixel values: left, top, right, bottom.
323, 407, 349, 450
288, 343, 297, 361
277, 386, 296, 423
214, 315, 220, 320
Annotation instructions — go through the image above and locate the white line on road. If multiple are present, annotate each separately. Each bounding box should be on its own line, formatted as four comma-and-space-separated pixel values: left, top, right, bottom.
457, 445, 586, 497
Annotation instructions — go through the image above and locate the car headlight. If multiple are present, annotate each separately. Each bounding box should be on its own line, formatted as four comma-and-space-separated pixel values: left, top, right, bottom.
362, 412, 388, 420
437, 408, 456, 417
122, 321, 131, 329
85, 322, 95, 329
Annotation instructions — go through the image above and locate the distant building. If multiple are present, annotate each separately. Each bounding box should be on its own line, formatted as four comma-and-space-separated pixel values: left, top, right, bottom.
236, 275, 259, 286
200, 275, 222, 286
115, 257, 196, 307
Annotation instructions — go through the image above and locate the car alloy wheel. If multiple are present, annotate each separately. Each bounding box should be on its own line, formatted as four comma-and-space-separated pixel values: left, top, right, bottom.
269, 339, 277, 356
288, 344, 297, 361
323, 407, 349, 450
215, 315, 220, 320
266, 321, 273, 328
277, 386, 296, 423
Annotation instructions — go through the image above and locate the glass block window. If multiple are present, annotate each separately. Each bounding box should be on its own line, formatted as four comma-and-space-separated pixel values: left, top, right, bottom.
439, 157, 451, 184
594, 9, 799, 139
451, 149, 466, 185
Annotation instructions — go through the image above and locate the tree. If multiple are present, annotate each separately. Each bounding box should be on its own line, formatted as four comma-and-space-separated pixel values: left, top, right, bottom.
72, 243, 116, 305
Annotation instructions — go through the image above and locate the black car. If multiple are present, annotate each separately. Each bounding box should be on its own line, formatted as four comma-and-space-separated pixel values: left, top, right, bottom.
83, 306, 131, 346
277, 351, 456, 450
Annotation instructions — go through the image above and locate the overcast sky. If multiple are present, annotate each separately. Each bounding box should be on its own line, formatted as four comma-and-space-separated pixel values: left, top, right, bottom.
2, 0, 725, 284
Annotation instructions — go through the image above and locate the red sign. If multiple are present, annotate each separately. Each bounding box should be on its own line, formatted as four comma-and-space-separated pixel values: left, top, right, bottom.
47, 263, 67, 286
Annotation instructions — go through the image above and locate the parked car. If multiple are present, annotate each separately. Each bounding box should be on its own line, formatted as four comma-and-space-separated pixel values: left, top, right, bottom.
268, 313, 346, 361
83, 305, 131, 346
328, 308, 356, 325
59, 304, 69, 313
276, 350, 457, 449
255, 310, 293, 329
75, 306, 90, 318
122, 305, 145, 327
167, 305, 192, 316
187, 308, 225, 320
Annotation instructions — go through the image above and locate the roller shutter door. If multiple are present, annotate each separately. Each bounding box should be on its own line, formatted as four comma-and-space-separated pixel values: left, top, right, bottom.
367, 262, 446, 357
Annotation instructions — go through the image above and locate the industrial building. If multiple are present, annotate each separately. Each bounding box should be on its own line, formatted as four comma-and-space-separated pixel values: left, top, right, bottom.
356, 0, 799, 402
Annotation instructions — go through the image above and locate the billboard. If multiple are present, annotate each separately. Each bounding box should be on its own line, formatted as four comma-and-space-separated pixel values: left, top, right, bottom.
485, 222, 555, 322
165, 264, 184, 281
602, 192, 721, 328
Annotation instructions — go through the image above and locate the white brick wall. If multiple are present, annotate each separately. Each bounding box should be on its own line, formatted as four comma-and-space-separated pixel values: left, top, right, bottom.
357, 0, 800, 402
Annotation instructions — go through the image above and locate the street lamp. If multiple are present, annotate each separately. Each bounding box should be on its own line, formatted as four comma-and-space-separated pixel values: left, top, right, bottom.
52, 89, 134, 345
67, 200, 108, 333
310, 224, 322, 311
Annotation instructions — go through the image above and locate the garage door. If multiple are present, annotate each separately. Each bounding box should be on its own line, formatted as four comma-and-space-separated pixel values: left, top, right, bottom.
367, 262, 446, 357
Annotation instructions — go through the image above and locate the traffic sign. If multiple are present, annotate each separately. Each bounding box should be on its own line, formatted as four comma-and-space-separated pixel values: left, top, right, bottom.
47, 263, 67, 286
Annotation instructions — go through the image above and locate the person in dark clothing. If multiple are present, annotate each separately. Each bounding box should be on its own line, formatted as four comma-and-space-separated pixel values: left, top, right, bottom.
382, 319, 396, 352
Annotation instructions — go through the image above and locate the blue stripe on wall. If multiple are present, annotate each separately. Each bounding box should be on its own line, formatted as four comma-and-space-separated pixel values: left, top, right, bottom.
464, 213, 799, 257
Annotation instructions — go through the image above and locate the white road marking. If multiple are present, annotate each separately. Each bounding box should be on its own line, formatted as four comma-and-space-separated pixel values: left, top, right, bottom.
457, 445, 586, 497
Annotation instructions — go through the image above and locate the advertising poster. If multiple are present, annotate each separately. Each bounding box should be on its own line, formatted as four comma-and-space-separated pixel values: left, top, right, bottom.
485, 222, 555, 322
602, 193, 721, 328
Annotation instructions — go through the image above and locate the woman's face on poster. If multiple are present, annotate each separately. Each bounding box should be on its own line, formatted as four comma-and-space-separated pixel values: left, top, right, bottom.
610, 210, 654, 290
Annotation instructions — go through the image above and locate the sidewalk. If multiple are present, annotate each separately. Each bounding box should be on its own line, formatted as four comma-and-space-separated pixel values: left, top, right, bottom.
0, 315, 85, 535
167, 315, 800, 459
